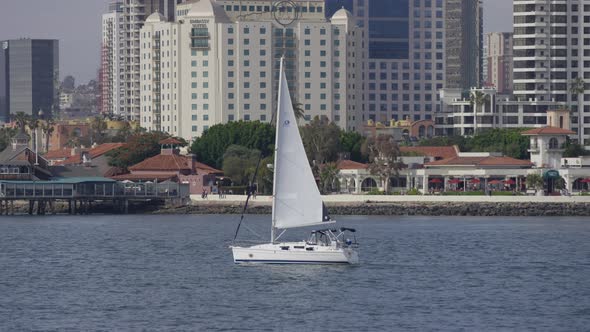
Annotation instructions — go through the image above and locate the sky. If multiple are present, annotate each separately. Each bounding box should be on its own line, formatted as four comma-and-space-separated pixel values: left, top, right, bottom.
0, 0, 513, 84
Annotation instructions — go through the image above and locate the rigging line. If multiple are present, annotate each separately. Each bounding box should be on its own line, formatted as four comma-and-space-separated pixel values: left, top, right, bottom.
232, 101, 278, 243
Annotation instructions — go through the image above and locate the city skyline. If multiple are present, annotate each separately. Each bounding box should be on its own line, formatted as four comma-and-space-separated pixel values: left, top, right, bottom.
0, 0, 512, 83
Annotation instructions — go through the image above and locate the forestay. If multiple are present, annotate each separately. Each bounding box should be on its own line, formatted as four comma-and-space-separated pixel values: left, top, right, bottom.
272, 60, 332, 230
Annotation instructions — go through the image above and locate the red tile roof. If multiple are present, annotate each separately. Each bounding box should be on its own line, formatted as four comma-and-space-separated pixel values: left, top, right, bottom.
426, 156, 533, 168
521, 127, 576, 135
43, 149, 72, 160
193, 161, 223, 174
336, 160, 368, 170
159, 137, 184, 145
56, 143, 126, 165
128, 154, 222, 174
400, 146, 459, 159
110, 173, 178, 182
129, 154, 191, 171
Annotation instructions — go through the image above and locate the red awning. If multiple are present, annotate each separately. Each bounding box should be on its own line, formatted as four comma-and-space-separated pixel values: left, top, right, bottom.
488, 180, 503, 185
469, 178, 481, 184
503, 179, 516, 185
429, 178, 443, 183
448, 179, 462, 184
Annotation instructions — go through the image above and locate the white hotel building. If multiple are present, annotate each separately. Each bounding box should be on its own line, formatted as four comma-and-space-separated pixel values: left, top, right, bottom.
101, 2, 125, 116
513, 0, 590, 145
139, 0, 363, 140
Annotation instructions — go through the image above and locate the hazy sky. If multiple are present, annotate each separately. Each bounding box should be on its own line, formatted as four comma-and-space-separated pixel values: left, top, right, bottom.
0, 0, 513, 83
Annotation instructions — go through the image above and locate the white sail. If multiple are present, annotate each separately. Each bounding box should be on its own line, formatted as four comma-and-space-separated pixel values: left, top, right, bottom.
272, 59, 332, 230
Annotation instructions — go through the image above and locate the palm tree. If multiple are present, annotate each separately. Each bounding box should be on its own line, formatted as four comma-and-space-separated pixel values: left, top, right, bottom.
27, 118, 40, 151
526, 173, 545, 195
292, 102, 305, 122
12, 112, 30, 133
570, 77, 585, 143
469, 90, 490, 135
319, 162, 341, 194
41, 119, 56, 152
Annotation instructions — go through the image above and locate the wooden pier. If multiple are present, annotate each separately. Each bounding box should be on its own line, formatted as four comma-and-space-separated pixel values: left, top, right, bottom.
0, 177, 189, 215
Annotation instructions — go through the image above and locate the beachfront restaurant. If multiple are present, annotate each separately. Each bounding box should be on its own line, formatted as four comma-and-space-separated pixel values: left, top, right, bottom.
338, 152, 539, 195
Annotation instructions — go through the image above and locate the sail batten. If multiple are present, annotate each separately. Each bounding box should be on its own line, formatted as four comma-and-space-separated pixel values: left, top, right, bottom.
272, 59, 329, 230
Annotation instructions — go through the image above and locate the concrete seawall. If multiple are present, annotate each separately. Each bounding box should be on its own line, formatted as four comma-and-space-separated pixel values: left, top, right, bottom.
155, 195, 590, 216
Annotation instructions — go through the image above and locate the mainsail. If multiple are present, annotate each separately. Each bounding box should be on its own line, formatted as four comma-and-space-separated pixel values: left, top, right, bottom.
272, 59, 332, 230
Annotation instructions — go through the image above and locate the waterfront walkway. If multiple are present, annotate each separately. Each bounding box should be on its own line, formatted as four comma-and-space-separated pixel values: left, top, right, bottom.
191, 194, 590, 204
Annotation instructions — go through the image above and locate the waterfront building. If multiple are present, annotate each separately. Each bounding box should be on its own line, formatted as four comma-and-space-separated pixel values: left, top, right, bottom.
111, 138, 222, 194
522, 126, 575, 169
0, 39, 59, 122
436, 87, 567, 136
139, 0, 363, 140
0, 132, 51, 180
326, 0, 482, 125
513, 0, 590, 145
485, 32, 513, 94
50, 143, 126, 178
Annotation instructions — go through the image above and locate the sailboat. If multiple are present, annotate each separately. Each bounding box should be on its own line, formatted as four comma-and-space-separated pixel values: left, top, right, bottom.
230, 59, 359, 265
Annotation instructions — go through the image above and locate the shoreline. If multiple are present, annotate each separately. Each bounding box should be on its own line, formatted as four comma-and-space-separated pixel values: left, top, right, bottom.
2, 195, 590, 216
154, 196, 590, 216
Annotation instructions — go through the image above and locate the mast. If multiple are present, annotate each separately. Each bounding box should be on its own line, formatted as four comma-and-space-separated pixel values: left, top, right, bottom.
270, 57, 285, 243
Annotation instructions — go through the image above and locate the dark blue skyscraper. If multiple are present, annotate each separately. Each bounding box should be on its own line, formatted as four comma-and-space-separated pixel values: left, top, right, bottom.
325, 0, 481, 126
326, 0, 410, 59
0, 39, 59, 122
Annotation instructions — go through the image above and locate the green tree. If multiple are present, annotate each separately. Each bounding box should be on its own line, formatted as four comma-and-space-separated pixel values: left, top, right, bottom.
27, 118, 40, 152
340, 130, 365, 162
418, 135, 468, 151
191, 121, 274, 169
90, 116, 108, 144
255, 155, 275, 195
11, 112, 30, 133
562, 138, 589, 157
292, 102, 305, 122
319, 162, 341, 194
526, 173, 544, 191
467, 128, 531, 159
0, 127, 18, 151
107, 131, 170, 170
300, 116, 341, 165
362, 134, 403, 194
109, 121, 133, 143
222, 145, 260, 186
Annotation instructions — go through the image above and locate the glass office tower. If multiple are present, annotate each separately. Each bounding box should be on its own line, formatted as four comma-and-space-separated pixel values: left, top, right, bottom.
0, 39, 59, 122
326, 0, 481, 128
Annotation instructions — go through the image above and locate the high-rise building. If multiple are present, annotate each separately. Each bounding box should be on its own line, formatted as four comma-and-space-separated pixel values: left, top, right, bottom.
485, 32, 513, 94
102, 0, 183, 120
0, 39, 59, 122
326, 0, 482, 125
513, 0, 590, 144
445, 0, 482, 90
139, 0, 363, 140
101, 2, 124, 115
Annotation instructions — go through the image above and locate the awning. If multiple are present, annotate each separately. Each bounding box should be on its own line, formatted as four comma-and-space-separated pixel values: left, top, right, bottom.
543, 170, 560, 180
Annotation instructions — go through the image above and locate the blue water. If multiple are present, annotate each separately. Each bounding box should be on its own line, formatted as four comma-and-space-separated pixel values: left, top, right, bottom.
0, 215, 589, 331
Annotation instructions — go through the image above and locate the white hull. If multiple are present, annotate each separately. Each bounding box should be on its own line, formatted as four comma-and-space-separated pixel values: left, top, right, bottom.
231, 242, 359, 265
